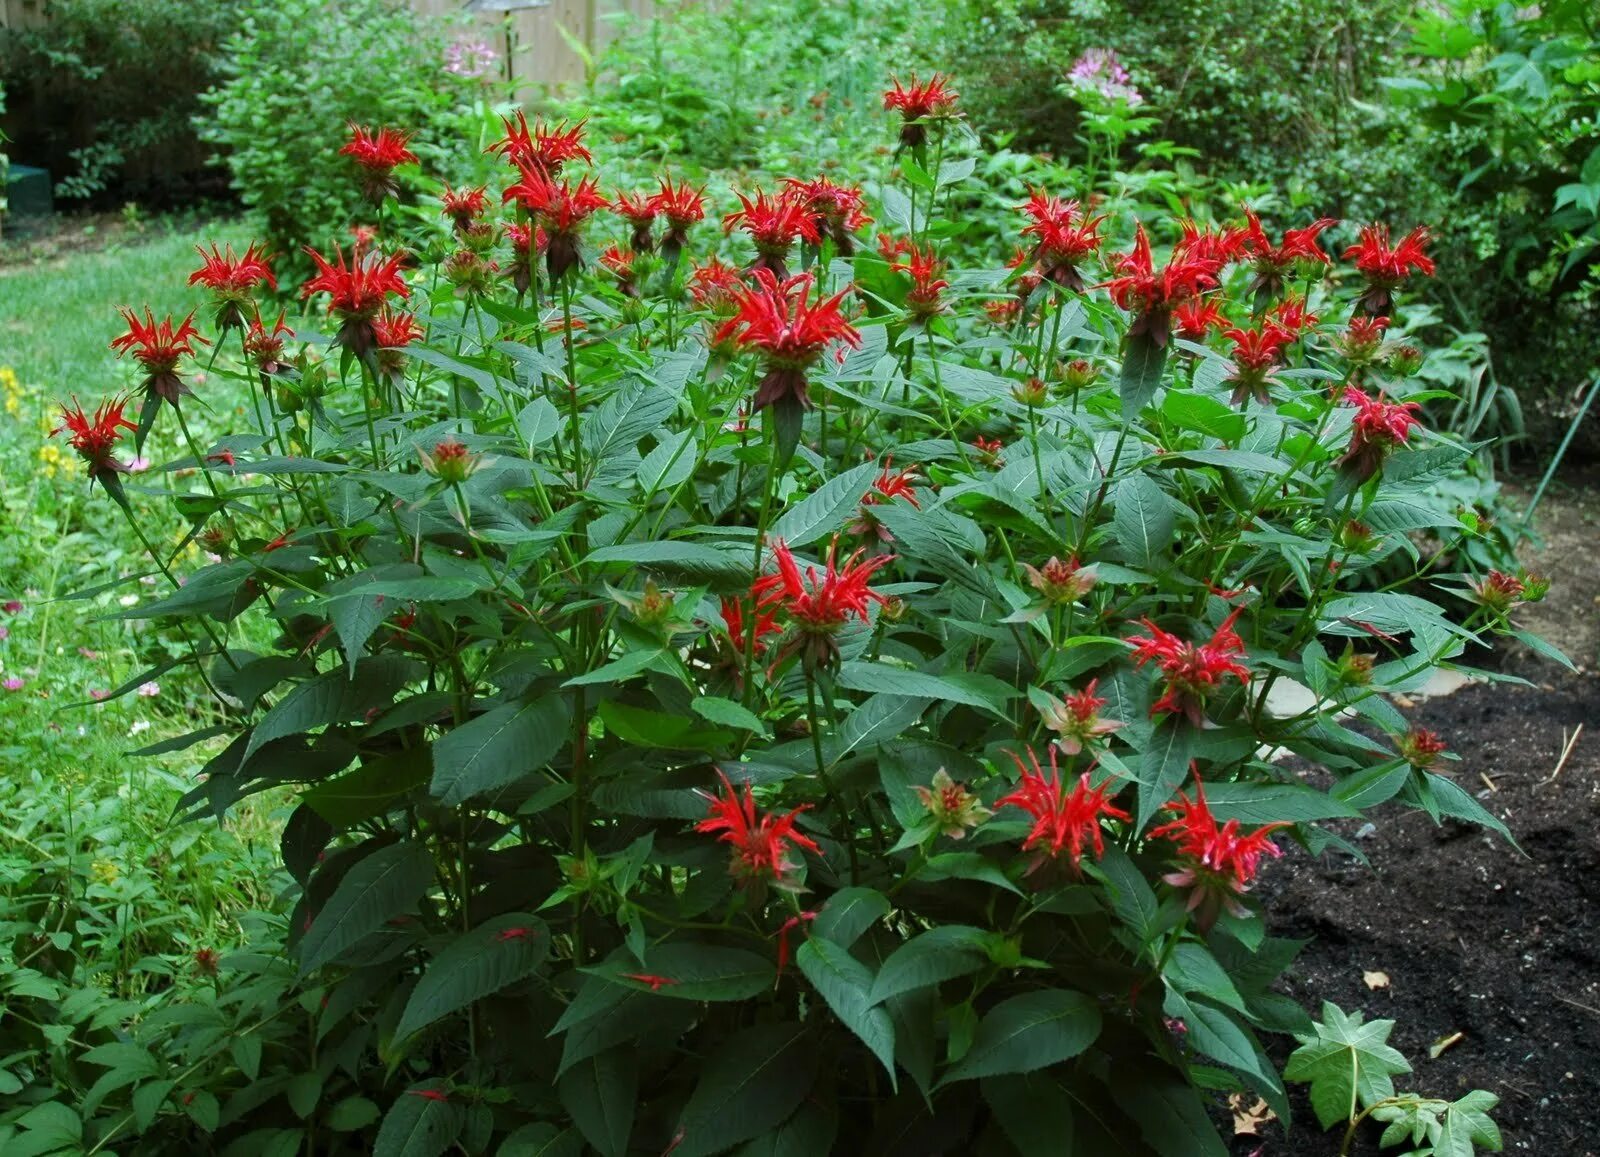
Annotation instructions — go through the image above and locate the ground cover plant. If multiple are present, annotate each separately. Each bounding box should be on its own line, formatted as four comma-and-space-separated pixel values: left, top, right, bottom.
7, 55, 1561, 1152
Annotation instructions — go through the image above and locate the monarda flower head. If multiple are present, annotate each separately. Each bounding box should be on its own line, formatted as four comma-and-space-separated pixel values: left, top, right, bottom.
598, 245, 637, 296
713, 269, 860, 412
1267, 293, 1318, 340
883, 72, 959, 149
1037, 679, 1123, 756
1470, 569, 1545, 615
888, 243, 949, 322
1336, 315, 1390, 370
1337, 385, 1421, 483
1344, 224, 1435, 316
486, 112, 590, 174
1128, 609, 1250, 726
371, 310, 423, 382
243, 310, 294, 376
1104, 224, 1226, 346
52, 395, 136, 491
504, 222, 547, 297
418, 437, 482, 485
996, 747, 1129, 878
1172, 297, 1227, 344
1018, 190, 1104, 292
1397, 727, 1448, 769
612, 190, 657, 253
915, 769, 992, 840
849, 458, 920, 545
339, 123, 417, 203
1149, 774, 1286, 929
695, 770, 820, 891
110, 308, 208, 407
502, 165, 608, 281
688, 257, 745, 314
301, 241, 411, 357
440, 184, 489, 230
1241, 209, 1337, 302
753, 537, 891, 671
720, 593, 781, 660
188, 242, 276, 329
722, 188, 821, 280
1022, 555, 1097, 606
1222, 323, 1292, 407
782, 176, 872, 255
648, 176, 708, 259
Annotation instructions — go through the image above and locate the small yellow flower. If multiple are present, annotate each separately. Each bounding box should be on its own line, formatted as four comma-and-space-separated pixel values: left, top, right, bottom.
90, 859, 121, 885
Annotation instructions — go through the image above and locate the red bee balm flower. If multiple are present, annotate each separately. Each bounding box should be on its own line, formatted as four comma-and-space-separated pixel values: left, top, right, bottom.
189, 243, 276, 328
782, 176, 872, 255
1172, 297, 1227, 343
695, 770, 821, 888
1397, 727, 1448, 769
599, 245, 637, 295
721, 594, 781, 659
1149, 775, 1286, 928
1242, 209, 1337, 300
1038, 679, 1123, 756
714, 269, 860, 411
440, 184, 489, 229
243, 310, 294, 376
850, 459, 921, 544
648, 176, 708, 256
301, 241, 411, 356
722, 188, 821, 279
1222, 324, 1292, 407
883, 73, 959, 148
487, 112, 590, 174
1104, 224, 1226, 346
53, 396, 137, 487
1018, 191, 1104, 292
1128, 609, 1250, 726
997, 747, 1129, 876
1344, 225, 1435, 315
889, 243, 949, 321
110, 308, 208, 406
1338, 386, 1422, 483
502, 164, 608, 281
504, 223, 548, 297
372, 310, 423, 380
754, 537, 891, 670
339, 123, 417, 202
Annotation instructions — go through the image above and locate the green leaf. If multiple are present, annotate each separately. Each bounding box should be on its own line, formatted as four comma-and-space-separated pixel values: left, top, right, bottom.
584, 540, 749, 583
563, 647, 670, 687
430, 695, 571, 807
299, 841, 435, 975
393, 914, 549, 1043
1086, 845, 1160, 945
837, 661, 1016, 718
326, 1097, 381, 1132
1284, 1002, 1412, 1130
982, 1072, 1078, 1156
584, 378, 678, 464
916, 851, 1022, 895
636, 429, 698, 493
373, 1082, 463, 1157
1331, 760, 1411, 809
831, 691, 929, 760
1111, 1076, 1230, 1157
1120, 331, 1168, 419
557, 1048, 636, 1157
582, 943, 775, 1001
304, 747, 432, 828
1162, 389, 1244, 443
729, 1104, 838, 1157
796, 937, 897, 1086
940, 989, 1101, 1084
1136, 718, 1193, 832
1509, 628, 1574, 671
243, 655, 418, 763
500, 1123, 584, 1157
1164, 943, 1247, 1013
869, 926, 991, 1006
1433, 1090, 1503, 1157
1423, 772, 1515, 844
811, 886, 889, 948
1198, 781, 1360, 824
691, 695, 769, 736
516, 397, 561, 447
770, 462, 880, 547
1163, 988, 1283, 1106
1114, 474, 1176, 571
672, 1023, 817, 1157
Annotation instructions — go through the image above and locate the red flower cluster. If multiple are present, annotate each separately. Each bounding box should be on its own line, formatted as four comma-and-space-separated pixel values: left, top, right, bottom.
110, 308, 208, 405
340, 123, 417, 202
487, 112, 591, 174
1344, 225, 1435, 315
1338, 386, 1422, 482
1150, 775, 1286, 926
301, 241, 411, 355
649, 176, 708, 256
1241, 209, 1336, 299
887, 242, 949, 320
850, 460, 920, 544
1103, 224, 1227, 346
1018, 191, 1104, 292
753, 538, 890, 669
53, 396, 137, 486
721, 594, 781, 659
440, 184, 489, 229
1397, 727, 1448, 769
996, 747, 1129, 875
722, 188, 822, 279
1172, 297, 1226, 343
696, 770, 820, 887
1128, 609, 1250, 726
688, 257, 745, 314
783, 176, 872, 255
189, 243, 276, 328
1038, 679, 1122, 756
612, 190, 657, 252
882, 73, 959, 147
1222, 324, 1292, 407
243, 310, 294, 375
714, 270, 860, 411
503, 166, 608, 281
504, 222, 548, 296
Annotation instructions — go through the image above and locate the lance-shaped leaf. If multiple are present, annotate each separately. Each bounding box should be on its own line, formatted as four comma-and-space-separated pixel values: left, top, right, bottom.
392, 914, 550, 1043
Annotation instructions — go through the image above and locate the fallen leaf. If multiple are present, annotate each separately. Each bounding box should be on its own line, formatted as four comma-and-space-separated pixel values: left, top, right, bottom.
1428, 1030, 1464, 1059
1228, 1092, 1277, 1136
1363, 970, 1391, 990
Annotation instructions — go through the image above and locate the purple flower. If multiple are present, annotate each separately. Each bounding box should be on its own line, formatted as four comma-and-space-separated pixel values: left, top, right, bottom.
3, 676, 24, 691
90, 688, 111, 701
1067, 48, 1143, 105
444, 38, 498, 79
2, 600, 22, 614
137, 681, 160, 698
0, 626, 8, 642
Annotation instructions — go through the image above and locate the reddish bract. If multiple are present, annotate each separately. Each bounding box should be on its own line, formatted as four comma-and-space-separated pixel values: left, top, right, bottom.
695, 770, 820, 885
713, 269, 860, 409
1128, 609, 1251, 725
53, 395, 136, 481
996, 747, 1129, 874
1150, 775, 1286, 922
753, 537, 891, 634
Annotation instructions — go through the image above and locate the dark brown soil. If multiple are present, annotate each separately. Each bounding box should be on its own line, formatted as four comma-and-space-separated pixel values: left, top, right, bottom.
1219, 474, 1600, 1155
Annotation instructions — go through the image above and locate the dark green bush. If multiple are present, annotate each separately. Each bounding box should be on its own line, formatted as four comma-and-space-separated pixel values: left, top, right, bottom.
197, 0, 494, 260
0, 0, 234, 205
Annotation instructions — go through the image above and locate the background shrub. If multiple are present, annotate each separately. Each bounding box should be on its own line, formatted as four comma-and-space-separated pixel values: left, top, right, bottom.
197, 0, 491, 260
0, 0, 234, 205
